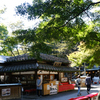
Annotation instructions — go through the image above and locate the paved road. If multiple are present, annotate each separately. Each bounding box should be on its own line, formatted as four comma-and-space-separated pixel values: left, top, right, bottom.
12, 84, 100, 100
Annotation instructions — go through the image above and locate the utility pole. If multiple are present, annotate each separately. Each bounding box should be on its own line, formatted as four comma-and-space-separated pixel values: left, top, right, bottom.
84, 63, 86, 76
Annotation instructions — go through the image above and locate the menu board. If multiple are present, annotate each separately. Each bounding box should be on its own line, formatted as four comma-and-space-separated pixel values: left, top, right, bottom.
2, 88, 11, 96
61, 77, 68, 82
50, 85, 57, 95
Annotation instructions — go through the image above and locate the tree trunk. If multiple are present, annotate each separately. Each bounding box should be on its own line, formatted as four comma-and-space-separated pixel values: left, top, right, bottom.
79, 66, 81, 76
16, 48, 20, 55
11, 50, 15, 56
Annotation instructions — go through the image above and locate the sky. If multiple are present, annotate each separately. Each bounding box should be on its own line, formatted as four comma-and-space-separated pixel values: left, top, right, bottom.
0, 0, 40, 33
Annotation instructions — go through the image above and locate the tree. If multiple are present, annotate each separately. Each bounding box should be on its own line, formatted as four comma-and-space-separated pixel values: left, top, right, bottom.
0, 7, 9, 56
13, 0, 100, 66
67, 42, 95, 68
0, 7, 27, 56
0, 24, 9, 55
9, 21, 24, 32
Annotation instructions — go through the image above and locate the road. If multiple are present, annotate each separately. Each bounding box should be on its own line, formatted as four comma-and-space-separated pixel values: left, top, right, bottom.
11, 84, 100, 100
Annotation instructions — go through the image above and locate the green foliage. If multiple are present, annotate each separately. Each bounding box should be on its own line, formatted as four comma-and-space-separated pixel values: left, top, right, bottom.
29, 42, 52, 59
8, 0, 100, 67
9, 21, 24, 32
0, 25, 8, 39
0, 24, 9, 56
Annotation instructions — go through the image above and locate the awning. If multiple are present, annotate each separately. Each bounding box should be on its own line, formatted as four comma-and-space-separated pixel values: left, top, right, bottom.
0, 63, 79, 73
86, 68, 100, 71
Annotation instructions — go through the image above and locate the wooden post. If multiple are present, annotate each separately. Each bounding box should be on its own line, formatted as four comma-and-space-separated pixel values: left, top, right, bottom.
4, 73, 6, 83
79, 67, 81, 76
7, 73, 12, 83
70, 72, 72, 80
58, 72, 59, 80
84, 63, 86, 76
35, 70, 38, 89
19, 72, 21, 83
99, 69, 100, 78
49, 71, 50, 81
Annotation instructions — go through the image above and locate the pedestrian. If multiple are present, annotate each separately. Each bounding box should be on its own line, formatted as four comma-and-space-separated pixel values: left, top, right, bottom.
85, 74, 92, 94
36, 75, 42, 97
75, 75, 81, 96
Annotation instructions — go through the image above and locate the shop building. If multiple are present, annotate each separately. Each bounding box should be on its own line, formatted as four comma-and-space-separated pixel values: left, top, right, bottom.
0, 53, 79, 96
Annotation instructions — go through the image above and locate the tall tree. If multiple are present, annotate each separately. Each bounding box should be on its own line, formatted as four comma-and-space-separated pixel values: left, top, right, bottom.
13, 0, 100, 65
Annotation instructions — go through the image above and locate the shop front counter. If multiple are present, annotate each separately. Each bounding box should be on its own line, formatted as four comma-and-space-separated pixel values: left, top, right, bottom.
43, 81, 75, 95
43, 81, 59, 95
0, 83, 22, 100
59, 82, 75, 92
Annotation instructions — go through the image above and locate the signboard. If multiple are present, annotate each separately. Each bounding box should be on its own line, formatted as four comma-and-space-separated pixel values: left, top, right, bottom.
50, 85, 57, 95
61, 77, 68, 82
56, 81, 59, 84
2, 88, 11, 96
53, 62, 62, 67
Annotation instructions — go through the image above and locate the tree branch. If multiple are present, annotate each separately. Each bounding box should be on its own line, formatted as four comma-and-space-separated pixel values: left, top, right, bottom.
57, 1, 100, 29
11, 50, 15, 56
16, 48, 20, 55
84, 11, 92, 21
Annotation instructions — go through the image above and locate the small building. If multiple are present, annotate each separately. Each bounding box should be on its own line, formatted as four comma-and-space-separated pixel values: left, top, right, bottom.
0, 53, 79, 96
86, 67, 100, 79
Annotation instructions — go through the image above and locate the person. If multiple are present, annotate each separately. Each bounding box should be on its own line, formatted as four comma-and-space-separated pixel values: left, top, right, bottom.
85, 74, 92, 94
36, 75, 42, 97
75, 75, 81, 96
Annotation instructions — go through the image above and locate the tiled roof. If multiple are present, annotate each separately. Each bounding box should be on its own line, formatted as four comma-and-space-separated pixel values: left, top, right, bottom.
6, 54, 35, 62
6, 53, 70, 64
40, 53, 70, 63
0, 63, 78, 72
38, 64, 78, 72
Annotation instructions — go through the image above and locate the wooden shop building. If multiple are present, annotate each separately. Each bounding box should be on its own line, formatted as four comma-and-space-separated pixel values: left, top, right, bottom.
0, 53, 79, 98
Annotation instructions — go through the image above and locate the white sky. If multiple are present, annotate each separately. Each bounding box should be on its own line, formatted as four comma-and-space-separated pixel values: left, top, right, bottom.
0, 0, 40, 33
